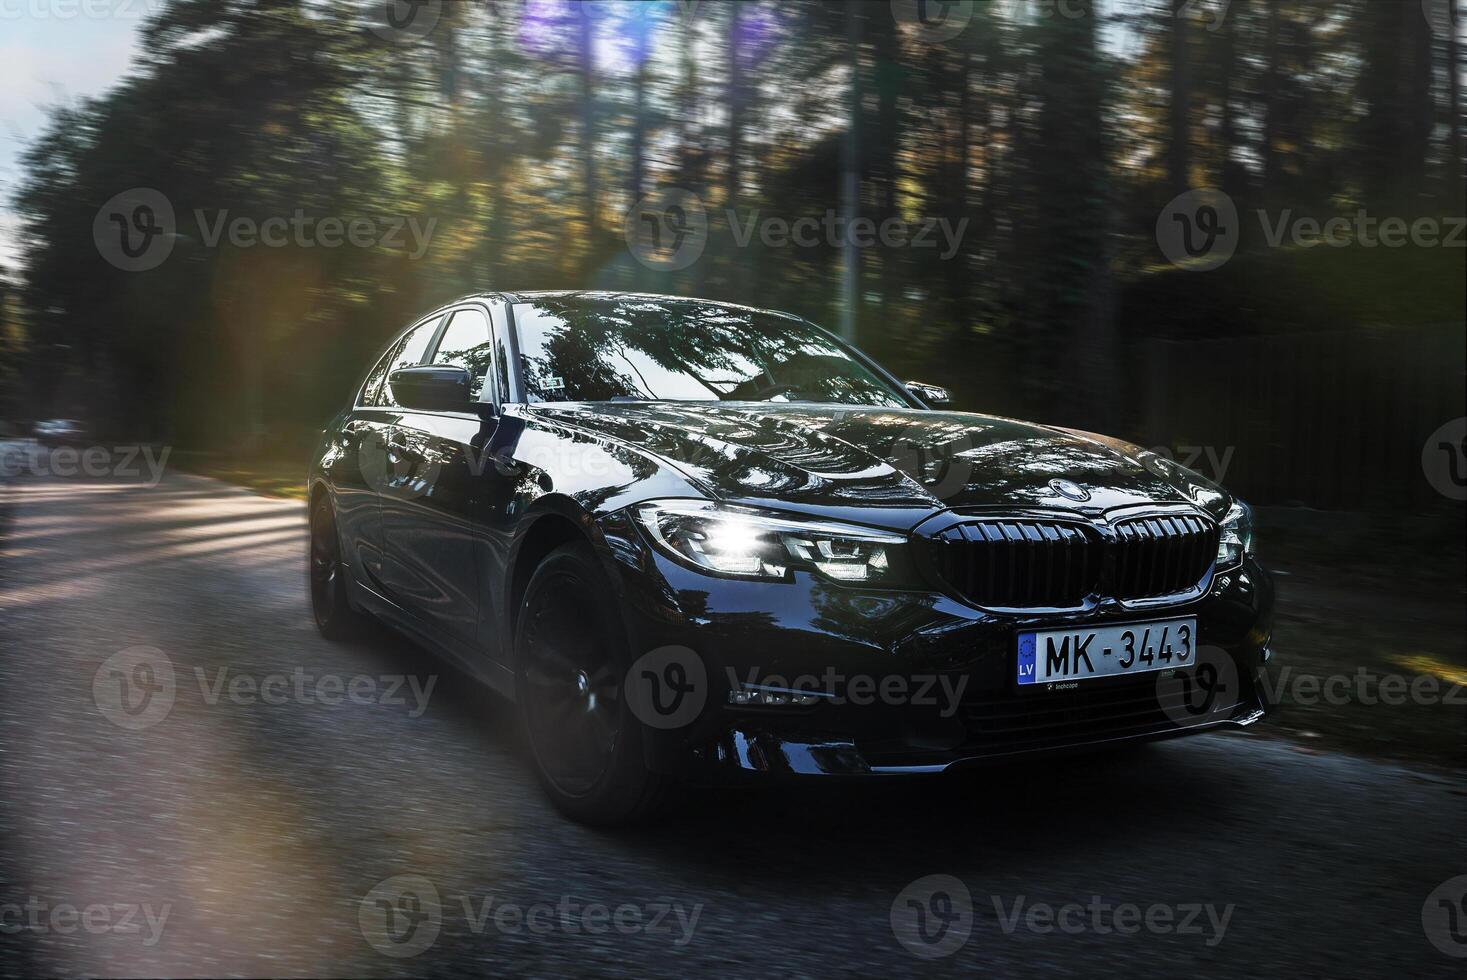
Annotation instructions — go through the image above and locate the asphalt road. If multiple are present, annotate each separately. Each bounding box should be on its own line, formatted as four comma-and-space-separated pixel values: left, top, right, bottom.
1, 451, 1463, 978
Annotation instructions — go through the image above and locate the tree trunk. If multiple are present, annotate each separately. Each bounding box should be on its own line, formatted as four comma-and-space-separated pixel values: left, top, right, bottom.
629, 6, 648, 206
577, 1, 598, 243
485, 1, 508, 283
872, 15, 900, 311
433, 0, 463, 132
1260, 0, 1280, 198
678, 8, 706, 295
627, 4, 649, 290
1361, 0, 1433, 211
947, 46, 973, 330
726, 1, 742, 212
1035, 0, 1112, 424
1217, 6, 1240, 197
1167, 0, 1192, 197
839, 3, 863, 345
726, 1, 744, 293
1450, 0, 1464, 212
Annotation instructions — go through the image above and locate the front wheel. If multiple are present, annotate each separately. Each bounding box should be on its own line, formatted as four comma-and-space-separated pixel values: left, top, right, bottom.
515, 542, 672, 825
309, 493, 369, 640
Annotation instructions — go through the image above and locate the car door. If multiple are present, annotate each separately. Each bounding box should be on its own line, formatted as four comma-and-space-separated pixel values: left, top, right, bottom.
379, 304, 501, 648
333, 315, 441, 589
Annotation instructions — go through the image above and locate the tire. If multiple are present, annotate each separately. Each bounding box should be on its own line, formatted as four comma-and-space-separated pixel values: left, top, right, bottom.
515, 542, 672, 825
309, 493, 369, 640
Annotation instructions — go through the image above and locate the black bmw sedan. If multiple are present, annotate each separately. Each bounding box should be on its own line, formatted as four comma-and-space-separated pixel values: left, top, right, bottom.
309, 291, 1274, 824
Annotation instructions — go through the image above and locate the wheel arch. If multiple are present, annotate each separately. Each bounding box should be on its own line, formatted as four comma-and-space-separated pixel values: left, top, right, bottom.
308, 477, 331, 510
502, 496, 612, 658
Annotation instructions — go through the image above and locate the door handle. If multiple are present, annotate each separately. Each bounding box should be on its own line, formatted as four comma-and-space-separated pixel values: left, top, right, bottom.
341, 420, 369, 447
385, 428, 408, 466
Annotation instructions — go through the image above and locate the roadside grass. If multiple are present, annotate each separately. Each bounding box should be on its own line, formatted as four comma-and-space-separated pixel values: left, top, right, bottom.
1240, 508, 1466, 772
171, 450, 308, 499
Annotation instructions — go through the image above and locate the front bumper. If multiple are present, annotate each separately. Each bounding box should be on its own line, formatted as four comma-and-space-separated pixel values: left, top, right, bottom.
597, 512, 1276, 779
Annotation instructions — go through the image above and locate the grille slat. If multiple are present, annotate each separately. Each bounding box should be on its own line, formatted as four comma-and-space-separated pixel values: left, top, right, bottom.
1111, 513, 1217, 601
1160, 518, 1179, 594
928, 512, 1218, 609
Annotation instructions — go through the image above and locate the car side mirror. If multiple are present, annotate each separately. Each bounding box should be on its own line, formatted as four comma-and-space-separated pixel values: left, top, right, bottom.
905, 381, 952, 409
388, 366, 473, 412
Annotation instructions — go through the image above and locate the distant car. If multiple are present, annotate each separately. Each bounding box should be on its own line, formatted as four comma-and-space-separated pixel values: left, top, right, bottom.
34, 419, 88, 447
309, 292, 1275, 824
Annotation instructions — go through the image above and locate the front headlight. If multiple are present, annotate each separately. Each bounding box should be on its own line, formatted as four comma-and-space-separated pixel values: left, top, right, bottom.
633, 499, 911, 585
1217, 499, 1254, 566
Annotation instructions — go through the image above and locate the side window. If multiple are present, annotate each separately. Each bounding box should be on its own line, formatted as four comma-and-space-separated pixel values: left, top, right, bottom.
378, 316, 443, 408
359, 338, 405, 406
432, 308, 494, 402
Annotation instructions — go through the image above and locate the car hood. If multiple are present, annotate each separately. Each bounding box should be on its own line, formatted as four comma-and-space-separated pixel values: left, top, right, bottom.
526, 402, 1227, 525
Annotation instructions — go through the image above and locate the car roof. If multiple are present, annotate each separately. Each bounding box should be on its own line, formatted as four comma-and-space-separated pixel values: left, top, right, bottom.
444, 290, 802, 320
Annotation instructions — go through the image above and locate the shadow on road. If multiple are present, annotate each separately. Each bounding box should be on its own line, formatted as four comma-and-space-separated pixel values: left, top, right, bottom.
349, 616, 1239, 883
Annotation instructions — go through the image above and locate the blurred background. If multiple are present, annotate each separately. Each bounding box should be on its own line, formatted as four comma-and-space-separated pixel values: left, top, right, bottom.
0, 0, 1460, 512
0, 5, 1464, 975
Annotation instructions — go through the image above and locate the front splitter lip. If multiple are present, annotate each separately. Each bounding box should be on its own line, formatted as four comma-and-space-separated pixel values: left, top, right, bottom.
696, 702, 1269, 780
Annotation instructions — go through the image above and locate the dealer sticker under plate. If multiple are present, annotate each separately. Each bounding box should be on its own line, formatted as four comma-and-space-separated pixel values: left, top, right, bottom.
1017, 617, 1197, 687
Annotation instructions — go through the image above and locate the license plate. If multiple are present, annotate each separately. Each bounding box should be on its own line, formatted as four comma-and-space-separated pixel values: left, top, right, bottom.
1016, 617, 1197, 687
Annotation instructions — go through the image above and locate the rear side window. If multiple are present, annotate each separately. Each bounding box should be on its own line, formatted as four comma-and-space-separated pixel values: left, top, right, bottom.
432, 308, 494, 401
376, 316, 443, 408
360, 338, 406, 406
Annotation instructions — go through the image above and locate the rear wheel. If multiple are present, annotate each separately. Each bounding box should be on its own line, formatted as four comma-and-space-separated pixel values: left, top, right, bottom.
515, 542, 671, 825
309, 493, 368, 640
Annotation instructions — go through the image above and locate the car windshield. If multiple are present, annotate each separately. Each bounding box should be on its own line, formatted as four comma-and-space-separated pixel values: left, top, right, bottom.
512, 296, 913, 407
